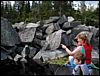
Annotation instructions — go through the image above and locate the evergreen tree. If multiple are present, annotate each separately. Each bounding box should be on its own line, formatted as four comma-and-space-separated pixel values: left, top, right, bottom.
1, 1, 4, 16
41, 1, 52, 20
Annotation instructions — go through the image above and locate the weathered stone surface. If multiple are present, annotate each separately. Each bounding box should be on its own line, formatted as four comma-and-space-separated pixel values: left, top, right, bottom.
18, 28, 36, 42
53, 23, 61, 31
46, 29, 65, 50
62, 22, 73, 30
1, 17, 21, 46
45, 24, 54, 35
57, 15, 68, 25
70, 21, 82, 27
28, 46, 37, 58
91, 50, 99, 59
45, 23, 60, 34
66, 30, 72, 35
38, 50, 67, 62
88, 26, 99, 37
33, 38, 46, 47
33, 42, 48, 59
67, 16, 74, 22
26, 23, 40, 28
1, 50, 8, 60
33, 48, 67, 62
35, 32, 43, 40
61, 32, 71, 47
71, 25, 89, 36
91, 37, 99, 50
12, 22, 26, 29
74, 24, 89, 30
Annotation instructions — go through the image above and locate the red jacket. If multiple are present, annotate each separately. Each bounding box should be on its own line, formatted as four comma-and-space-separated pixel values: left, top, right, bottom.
83, 44, 92, 64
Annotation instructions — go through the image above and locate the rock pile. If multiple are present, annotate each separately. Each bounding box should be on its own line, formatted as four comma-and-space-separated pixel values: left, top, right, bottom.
1, 16, 99, 75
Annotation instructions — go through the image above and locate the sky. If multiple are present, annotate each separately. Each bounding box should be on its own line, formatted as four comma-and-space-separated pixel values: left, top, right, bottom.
73, 1, 99, 10
4, 1, 99, 10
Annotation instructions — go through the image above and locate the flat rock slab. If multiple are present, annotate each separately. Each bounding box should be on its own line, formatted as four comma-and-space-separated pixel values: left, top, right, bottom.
33, 49, 67, 62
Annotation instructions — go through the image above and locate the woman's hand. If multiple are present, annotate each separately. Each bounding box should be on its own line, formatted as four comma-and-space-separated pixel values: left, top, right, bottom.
61, 44, 67, 49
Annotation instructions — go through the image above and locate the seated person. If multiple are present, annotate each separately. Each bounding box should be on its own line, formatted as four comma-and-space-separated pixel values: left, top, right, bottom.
72, 51, 89, 75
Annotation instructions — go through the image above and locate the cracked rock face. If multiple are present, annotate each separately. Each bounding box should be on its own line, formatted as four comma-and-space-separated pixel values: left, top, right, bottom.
1, 17, 21, 46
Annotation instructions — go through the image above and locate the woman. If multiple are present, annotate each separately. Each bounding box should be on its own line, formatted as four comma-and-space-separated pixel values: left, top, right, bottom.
61, 33, 92, 67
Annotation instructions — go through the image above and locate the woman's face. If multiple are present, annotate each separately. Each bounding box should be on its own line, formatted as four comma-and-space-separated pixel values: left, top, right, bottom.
77, 38, 84, 46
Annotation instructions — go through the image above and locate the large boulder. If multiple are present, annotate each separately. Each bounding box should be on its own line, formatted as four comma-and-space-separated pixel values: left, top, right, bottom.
62, 21, 81, 30
18, 28, 36, 43
46, 29, 65, 50
1, 17, 21, 46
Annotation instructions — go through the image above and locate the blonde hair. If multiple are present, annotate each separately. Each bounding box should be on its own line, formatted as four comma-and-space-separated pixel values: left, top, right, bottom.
74, 51, 86, 64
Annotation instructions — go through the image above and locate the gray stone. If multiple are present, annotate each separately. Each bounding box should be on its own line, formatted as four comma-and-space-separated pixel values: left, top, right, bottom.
91, 37, 99, 50
62, 21, 81, 30
70, 21, 82, 27
74, 24, 89, 30
91, 50, 99, 59
45, 24, 54, 35
41, 50, 67, 62
62, 22, 73, 30
33, 49, 67, 62
53, 23, 61, 31
46, 29, 65, 50
18, 28, 36, 42
88, 26, 99, 37
33, 42, 48, 59
1, 50, 8, 60
35, 32, 43, 40
45, 23, 60, 35
67, 16, 74, 22
71, 25, 89, 36
26, 23, 40, 28
1, 17, 21, 46
61, 32, 71, 47
28, 46, 37, 58
43, 23, 53, 28
33, 38, 46, 47
57, 15, 68, 25
12, 22, 26, 29
66, 30, 72, 35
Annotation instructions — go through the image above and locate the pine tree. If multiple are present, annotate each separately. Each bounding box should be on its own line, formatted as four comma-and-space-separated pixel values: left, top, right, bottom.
1, 1, 4, 16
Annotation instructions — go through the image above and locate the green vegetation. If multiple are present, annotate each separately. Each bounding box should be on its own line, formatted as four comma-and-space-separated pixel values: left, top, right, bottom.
1, 1, 99, 27
47, 55, 69, 65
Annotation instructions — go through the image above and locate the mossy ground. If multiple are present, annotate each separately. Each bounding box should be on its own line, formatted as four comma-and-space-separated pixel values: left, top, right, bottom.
47, 55, 69, 65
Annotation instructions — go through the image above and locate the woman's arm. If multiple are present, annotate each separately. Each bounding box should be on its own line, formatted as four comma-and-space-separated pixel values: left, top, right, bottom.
61, 44, 82, 55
